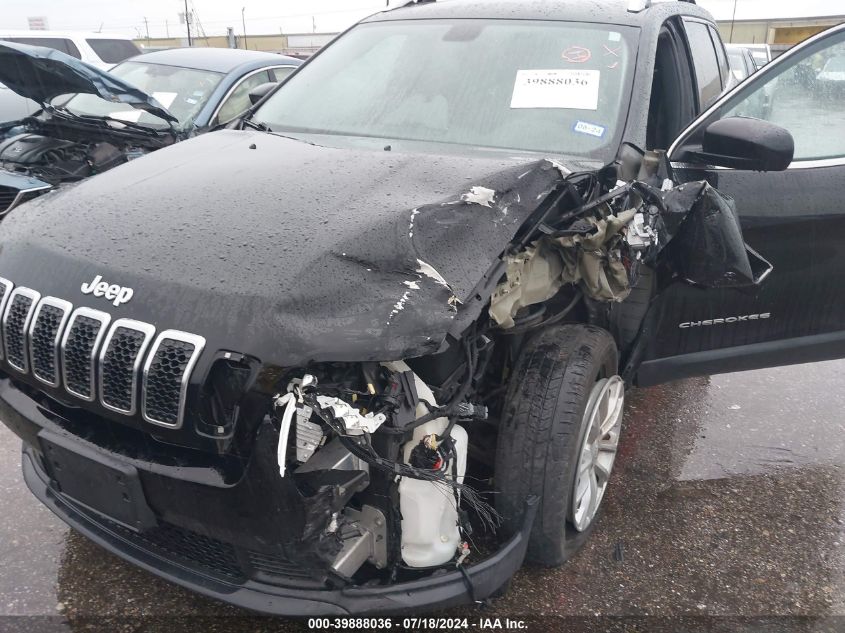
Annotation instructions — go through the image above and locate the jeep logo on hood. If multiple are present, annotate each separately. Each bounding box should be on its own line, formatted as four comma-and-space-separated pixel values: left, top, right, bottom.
81, 274, 134, 306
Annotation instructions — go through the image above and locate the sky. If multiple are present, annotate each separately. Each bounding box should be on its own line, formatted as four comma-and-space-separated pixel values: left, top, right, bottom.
0, 0, 842, 39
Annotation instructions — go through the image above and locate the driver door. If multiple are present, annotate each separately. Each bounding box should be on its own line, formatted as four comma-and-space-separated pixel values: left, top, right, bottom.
636, 24, 845, 386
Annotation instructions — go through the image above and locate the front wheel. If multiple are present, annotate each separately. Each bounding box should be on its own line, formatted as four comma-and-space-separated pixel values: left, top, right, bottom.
495, 324, 623, 566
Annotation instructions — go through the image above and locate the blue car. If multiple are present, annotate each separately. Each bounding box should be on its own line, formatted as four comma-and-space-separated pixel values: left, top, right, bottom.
0, 43, 302, 213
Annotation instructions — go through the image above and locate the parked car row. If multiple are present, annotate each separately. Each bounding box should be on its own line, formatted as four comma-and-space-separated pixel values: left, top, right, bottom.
0, 42, 301, 213
0, 31, 143, 124
0, 0, 842, 618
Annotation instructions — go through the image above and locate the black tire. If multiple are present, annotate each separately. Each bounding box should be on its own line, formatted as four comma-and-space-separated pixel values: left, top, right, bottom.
495, 324, 619, 566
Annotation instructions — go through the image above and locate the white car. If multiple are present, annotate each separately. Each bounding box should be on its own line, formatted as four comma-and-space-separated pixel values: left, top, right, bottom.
0, 31, 140, 70
0, 31, 141, 122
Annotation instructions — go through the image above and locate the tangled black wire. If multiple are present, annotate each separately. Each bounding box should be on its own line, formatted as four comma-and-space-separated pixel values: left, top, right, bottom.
304, 393, 501, 533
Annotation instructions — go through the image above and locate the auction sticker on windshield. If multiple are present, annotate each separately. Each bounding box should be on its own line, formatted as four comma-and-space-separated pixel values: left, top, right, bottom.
510, 69, 600, 110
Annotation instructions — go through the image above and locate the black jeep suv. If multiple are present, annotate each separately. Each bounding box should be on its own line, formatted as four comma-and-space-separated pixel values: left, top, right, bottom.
0, 0, 843, 616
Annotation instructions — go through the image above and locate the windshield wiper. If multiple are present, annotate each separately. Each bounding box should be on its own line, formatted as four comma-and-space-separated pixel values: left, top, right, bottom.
242, 118, 272, 133
51, 106, 170, 137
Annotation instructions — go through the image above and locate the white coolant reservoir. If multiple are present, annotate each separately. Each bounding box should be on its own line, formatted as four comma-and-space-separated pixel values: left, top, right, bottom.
382, 361, 468, 568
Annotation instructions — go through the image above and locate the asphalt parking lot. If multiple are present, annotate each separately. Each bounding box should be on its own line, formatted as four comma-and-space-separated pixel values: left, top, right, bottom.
1, 359, 844, 632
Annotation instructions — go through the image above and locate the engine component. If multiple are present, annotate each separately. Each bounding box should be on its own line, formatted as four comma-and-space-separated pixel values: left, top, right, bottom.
330, 505, 388, 578
295, 405, 323, 462
315, 395, 387, 435
0, 132, 123, 184
625, 210, 658, 254
383, 361, 468, 568
297, 437, 369, 473
455, 401, 489, 421
0, 133, 76, 165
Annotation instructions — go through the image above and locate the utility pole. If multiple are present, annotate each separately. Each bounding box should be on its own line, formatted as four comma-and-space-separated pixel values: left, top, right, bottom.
143, 17, 150, 43
165, 19, 169, 38
242, 7, 248, 50
729, 0, 738, 43
185, 0, 192, 46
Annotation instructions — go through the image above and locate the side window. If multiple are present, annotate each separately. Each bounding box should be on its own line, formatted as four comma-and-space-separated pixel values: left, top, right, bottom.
647, 25, 697, 150
718, 31, 845, 161
271, 66, 296, 82
708, 26, 730, 88
683, 20, 722, 110
214, 70, 273, 125
6, 37, 81, 59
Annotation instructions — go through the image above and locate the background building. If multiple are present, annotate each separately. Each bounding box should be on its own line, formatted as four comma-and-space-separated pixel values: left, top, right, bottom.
701, 0, 844, 47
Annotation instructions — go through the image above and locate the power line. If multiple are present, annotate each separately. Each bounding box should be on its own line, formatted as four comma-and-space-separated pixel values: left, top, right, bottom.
76, 4, 382, 29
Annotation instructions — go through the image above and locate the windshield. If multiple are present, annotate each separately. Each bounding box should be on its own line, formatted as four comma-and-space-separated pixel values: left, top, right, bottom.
86, 39, 141, 64
254, 19, 637, 160
62, 61, 224, 129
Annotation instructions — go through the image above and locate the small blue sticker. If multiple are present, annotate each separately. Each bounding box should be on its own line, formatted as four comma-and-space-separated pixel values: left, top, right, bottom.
573, 120, 606, 138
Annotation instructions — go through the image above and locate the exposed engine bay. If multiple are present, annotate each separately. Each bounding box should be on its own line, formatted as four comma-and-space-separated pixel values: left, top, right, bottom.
0, 117, 174, 186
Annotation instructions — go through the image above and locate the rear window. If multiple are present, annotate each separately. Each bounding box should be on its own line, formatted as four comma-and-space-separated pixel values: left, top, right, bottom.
3, 37, 81, 59
86, 39, 141, 64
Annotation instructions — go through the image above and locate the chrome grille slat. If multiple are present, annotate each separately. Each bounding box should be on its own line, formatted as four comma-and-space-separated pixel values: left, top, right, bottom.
0, 277, 14, 360
142, 331, 206, 429
99, 319, 156, 415
0, 185, 51, 216
29, 297, 73, 387
61, 307, 111, 401
3, 287, 41, 373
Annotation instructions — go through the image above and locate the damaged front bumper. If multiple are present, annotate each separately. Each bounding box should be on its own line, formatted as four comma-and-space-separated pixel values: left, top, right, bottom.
5, 377, 537, 616
22, 449, 536, 615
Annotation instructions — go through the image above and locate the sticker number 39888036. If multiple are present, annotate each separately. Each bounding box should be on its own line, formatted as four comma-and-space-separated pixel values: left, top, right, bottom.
510, 69, 601, 110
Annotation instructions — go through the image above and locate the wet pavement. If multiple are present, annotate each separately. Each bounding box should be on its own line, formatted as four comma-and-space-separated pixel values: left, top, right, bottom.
1, 360, 845, 632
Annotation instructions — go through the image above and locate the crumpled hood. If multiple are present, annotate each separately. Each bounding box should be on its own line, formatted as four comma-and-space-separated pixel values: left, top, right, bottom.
0, 41, 177, 123
0, 130, 573, 365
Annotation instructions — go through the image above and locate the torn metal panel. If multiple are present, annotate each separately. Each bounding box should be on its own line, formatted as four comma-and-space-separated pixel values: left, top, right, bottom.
660, 181, 773, 287
489, 241, 564, 329
490, 178, 772, 327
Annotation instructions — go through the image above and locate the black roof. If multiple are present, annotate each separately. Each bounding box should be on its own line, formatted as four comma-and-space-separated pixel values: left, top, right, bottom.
129, 47, 301, 74
367, 0, 713, 27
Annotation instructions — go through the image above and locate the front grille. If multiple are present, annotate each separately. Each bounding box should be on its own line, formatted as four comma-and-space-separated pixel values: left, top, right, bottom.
65, 499, 245, 581
0, 185, 49, 215
0, 277, 207, 429
3, 288, 41, 372
0, 186, 17, 213
30, 298, 72, 387
100, 320, 155, 415
61, 308, 111, 401
67, 497, 317, 586
142, 331, 205, 428
247, 550, 315, 580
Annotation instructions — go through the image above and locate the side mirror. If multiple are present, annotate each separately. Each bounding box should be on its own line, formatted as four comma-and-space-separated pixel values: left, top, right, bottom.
248, 82, 278, 106
695, 117, 794, 171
